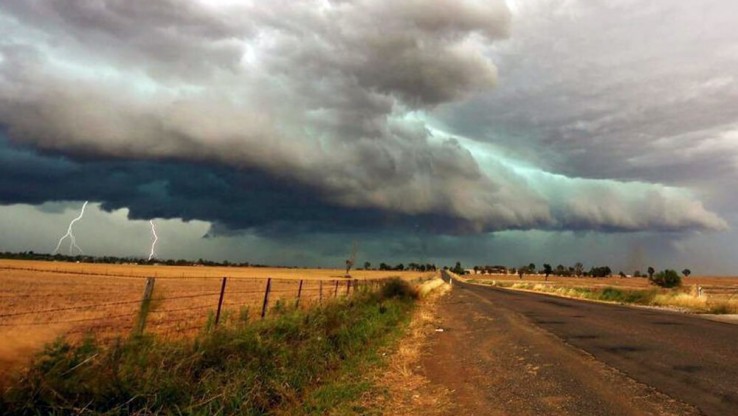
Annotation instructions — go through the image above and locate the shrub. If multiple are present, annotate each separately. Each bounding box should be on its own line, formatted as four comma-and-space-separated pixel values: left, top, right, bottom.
380, 278, 418, 300
649, 269, 682, 288
599, 287, 656, 303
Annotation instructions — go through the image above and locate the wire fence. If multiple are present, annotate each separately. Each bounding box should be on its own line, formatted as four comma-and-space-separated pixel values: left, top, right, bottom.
0, 269, 387, 342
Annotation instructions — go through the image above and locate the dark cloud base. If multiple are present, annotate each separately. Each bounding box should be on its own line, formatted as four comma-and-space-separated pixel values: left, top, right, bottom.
1, 129, 726, 237
0, 130, 475, 236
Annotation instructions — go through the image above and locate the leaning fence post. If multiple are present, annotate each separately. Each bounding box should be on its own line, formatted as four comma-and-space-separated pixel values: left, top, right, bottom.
296, 279, 304, 308
261, 278, 272, 319
214, 277, 227, 326
134, 277, 156, 336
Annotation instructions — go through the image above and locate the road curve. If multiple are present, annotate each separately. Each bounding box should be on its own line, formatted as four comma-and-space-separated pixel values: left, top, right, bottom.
421, 276, 738, 415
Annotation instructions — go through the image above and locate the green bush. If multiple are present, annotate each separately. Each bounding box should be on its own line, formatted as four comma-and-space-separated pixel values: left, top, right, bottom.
649, 269, 682, 288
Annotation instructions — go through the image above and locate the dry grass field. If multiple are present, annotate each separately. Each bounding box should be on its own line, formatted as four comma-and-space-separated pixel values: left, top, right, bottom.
464, 272, 738, 290
0, 259, 435, 375
463, 272, 738, 313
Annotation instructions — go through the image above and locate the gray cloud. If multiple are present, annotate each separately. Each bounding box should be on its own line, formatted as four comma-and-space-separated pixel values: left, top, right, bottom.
0, 0, 727, 234
438, 0, 738, 206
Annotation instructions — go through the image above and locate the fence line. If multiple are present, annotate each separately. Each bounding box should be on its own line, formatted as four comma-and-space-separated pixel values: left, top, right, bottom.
0, 273, 388, 341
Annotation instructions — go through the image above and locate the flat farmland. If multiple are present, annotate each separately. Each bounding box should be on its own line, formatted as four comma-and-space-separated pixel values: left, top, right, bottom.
466, 272, 738, 291
464, 273, 738, 313
0, 259, 434, 374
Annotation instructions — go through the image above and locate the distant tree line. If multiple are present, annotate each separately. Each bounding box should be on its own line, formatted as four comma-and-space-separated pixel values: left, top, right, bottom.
0, 251, 256, 268
454, 260, 692, 288
361, 262, 437, 272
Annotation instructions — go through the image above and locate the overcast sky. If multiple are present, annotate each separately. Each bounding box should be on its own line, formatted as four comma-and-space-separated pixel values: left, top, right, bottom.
1, 0, 736, 274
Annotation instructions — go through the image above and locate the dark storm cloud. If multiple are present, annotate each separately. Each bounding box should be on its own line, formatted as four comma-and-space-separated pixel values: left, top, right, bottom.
0, 133, 489, 235
0, 0, 727, 234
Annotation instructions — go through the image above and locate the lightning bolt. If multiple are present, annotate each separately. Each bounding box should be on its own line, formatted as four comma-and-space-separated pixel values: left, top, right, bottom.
148, 220, 158, 261
53, 201, 89, 255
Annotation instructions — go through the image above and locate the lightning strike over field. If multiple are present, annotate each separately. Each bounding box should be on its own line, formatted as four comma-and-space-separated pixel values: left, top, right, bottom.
148, 220, 158, 261
53, 201, 89, 255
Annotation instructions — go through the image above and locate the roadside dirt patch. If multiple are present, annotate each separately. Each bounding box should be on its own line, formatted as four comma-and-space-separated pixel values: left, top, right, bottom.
365, 280, 453, 415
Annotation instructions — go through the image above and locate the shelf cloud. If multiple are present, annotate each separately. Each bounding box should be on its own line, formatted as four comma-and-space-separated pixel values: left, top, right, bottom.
0, 0, 731, 239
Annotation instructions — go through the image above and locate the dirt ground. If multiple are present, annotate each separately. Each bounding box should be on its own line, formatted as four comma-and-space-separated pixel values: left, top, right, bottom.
369, 279, 454, 415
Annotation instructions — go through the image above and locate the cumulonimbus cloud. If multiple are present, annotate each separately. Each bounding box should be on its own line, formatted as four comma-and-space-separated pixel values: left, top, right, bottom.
0, 0, 727, 233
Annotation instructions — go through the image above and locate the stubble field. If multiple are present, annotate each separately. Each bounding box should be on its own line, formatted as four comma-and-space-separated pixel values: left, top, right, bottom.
0, 259, 434, 374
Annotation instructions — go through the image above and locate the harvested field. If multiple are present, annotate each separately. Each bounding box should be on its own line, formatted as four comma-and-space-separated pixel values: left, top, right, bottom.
0, 258, 426, 280
0, 259, 434, 375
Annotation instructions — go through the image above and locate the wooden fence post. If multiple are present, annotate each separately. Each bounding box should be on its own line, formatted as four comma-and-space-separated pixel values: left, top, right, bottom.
334, 280, 339, 298
346, 280, 351, 296
214, 277, 227, 326
296, 279, 304, 308
134, 277, 156, 336
319, 280, 323, 305
261, 278, 272, 319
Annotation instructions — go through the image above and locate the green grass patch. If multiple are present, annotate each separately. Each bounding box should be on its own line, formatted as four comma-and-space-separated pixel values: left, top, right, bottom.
1, 279, 417, 415
598, 287, 657, 304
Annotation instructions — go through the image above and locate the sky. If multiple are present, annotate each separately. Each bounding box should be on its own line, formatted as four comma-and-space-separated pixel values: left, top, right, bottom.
0, 0, 737, 274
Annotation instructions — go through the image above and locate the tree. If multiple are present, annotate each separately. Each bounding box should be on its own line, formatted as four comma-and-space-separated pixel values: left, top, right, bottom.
633, 270, 642, 278
647, 266, 655, 280
543, 264, 552, 280
574, 262, 584, 277
555, 264, 566, 276
649, 269, 682, 288
451, 261, 464, 275
364, 261, 371, 270
345, 259, 354, 276
345, 242, 358, 277
619, 271, 627, 278
518, 266, 526, 279
589, 266, 612, 278
682, 268, 692, 278
528, 263, 536, 274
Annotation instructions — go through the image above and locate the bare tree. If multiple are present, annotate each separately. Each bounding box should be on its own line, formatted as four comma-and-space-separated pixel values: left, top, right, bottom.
345, 242, 358, 278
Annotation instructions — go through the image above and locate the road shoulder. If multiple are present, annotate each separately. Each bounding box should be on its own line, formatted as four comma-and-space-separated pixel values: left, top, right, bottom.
418, 283, 701, 415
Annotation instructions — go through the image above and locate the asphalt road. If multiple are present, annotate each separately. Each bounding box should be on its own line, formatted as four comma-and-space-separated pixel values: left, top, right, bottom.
422, 277, 738, 415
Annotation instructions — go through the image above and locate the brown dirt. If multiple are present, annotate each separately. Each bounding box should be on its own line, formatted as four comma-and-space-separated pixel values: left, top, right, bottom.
368, 279, 453, 415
